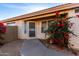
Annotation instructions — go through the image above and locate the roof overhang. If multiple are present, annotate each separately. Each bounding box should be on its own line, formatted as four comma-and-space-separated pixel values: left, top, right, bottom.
2, 3, 79, 22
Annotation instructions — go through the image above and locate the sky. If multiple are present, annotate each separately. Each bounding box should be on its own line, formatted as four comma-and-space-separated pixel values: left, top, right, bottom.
0, 3, 64, 20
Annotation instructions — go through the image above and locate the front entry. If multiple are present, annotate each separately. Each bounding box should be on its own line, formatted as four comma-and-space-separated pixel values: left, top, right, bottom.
29, 22, 35, 37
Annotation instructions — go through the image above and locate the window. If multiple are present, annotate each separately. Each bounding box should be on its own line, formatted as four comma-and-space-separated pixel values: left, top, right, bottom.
48, 21, 50, 26
48, 20, 54, 27
24, 21, 27, 33
41, 21, 47, 33
75, 8, 79, 13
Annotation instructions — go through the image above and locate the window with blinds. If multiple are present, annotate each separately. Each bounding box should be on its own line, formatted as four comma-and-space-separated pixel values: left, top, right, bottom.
41, 21, 47, 33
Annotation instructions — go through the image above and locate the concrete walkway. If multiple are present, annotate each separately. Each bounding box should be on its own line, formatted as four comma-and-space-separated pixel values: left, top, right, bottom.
21, 39, 72, 56
0, 39, 74, 56
0, 40, 24, 56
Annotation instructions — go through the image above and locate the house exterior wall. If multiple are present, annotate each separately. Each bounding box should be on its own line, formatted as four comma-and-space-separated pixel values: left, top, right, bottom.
15, 20, 48, 39
15, 20, 27, 39
14, 9, 75, 40
68, 9, 79, 50
36, 20, 48, 39
10, 9, 79, 50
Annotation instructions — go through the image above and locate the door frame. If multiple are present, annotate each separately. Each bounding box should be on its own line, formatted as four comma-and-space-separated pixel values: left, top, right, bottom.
28, 21, 36, 38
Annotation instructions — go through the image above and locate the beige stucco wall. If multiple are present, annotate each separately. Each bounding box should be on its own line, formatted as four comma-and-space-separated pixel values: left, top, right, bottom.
15, 20, 27, 39
68, 9, 79, 50
36, 20, 47, 39
15, 19, 48, 39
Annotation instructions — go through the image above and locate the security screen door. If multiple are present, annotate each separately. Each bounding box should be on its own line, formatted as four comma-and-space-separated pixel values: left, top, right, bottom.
29, 22, 35, 37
